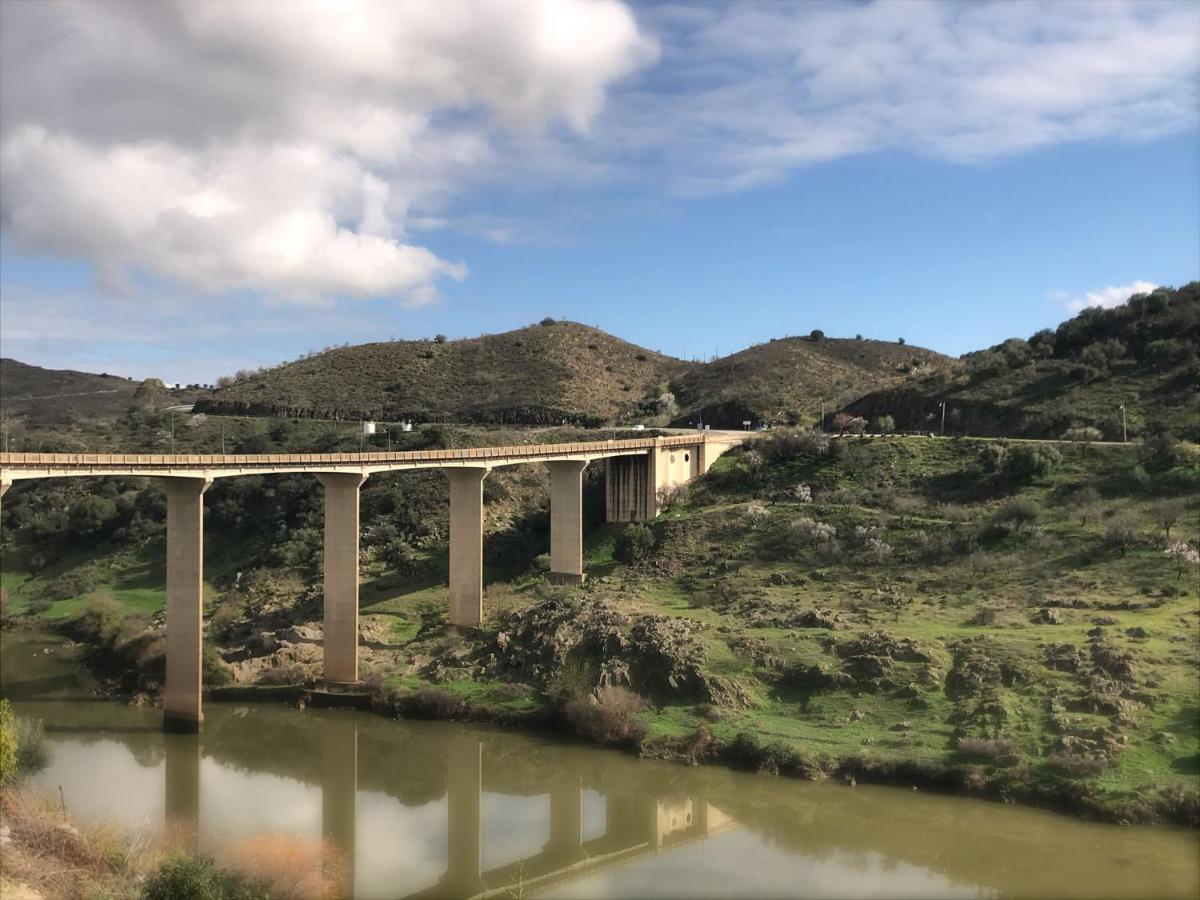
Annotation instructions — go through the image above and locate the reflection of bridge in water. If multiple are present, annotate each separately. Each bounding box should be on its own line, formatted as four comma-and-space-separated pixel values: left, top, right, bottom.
163, 718, 737, 899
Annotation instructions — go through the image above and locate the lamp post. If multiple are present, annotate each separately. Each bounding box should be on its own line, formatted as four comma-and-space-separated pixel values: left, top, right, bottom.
1119, 404, 1127, 443
939, 401, 946, 436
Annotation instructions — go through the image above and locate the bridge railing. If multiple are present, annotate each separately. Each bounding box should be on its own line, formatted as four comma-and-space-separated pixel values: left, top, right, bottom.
0, 434, 722, 471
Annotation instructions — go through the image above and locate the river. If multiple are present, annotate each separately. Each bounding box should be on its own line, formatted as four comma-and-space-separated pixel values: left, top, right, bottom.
2, 630, 1197, 900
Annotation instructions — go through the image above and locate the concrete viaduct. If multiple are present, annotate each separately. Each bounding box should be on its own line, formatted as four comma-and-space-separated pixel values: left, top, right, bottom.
0, 434, 743, 733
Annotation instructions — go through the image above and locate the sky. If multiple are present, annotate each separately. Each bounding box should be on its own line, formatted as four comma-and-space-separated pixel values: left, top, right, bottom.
1, 0, 1197, 385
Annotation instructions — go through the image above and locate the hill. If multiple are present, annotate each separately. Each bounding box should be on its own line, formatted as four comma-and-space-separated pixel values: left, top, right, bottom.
0, 359, 144, 426
195, 321, 688, 427
194, 322, 947, 429
670, 335, 946, 428
845, 283, 1200, 440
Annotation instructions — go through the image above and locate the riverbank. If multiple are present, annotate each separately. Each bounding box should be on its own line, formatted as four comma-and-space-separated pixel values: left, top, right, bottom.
5, 434, 1198, 829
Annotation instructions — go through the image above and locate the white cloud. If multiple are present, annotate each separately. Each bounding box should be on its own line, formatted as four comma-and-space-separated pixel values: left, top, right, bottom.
1058, 280, 1160, 312
0, 0, 656, 304
0, 0, 1196, 309
605, 0, 1200, 193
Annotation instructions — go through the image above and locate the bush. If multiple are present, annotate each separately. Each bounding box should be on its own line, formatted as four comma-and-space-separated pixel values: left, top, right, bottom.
406, 686, 469, 719
14, 716, 50, 776
757, 428, 830, 462
142, 854, 273, 900
1047, 753, 1109, 778
564, 686, 647, 745
999, 444, 1061, 483
994, 496, 1040, 533
1104, 517, 1139, 556
614, 523, 655, 563
956, 736, 1020, 764
0, 699, 17, 784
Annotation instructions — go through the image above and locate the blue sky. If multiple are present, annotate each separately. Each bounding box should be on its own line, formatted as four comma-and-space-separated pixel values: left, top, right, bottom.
1, 1, 1197, 384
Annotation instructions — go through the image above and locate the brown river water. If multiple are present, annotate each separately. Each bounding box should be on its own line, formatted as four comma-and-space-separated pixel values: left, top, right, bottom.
2, 630, 1197, 900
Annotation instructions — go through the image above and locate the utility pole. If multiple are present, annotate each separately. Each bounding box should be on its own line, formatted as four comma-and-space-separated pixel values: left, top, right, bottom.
220, 421, 226, 455
939, 401, 946, 436
820, 401, 825, 432
1119, 404, 1127, 443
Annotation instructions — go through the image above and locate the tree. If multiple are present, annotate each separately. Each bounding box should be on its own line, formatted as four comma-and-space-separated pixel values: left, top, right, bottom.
539, 317, 557, 327
1000, 444, 1061, 484
1139, 421, 1179, 472
898, 337, 906, 345
1104, 517, 1138, 556
434, 334, 448, 344
614, 523, 654, 563
832, 412, 854, 435
68, 495, 118, 540
1152, 499, 1188, 540
1071, 486, 1101, 526
874, 415, 896, 435
809, 329, 825, 341
1164, 541, 1200, 580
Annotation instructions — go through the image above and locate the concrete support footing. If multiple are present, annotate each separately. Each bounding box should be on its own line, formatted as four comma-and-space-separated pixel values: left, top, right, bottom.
448, 468, 488, 628
547, 459, 588, 585
317, 473, 367, 685
163, 477, 211, 734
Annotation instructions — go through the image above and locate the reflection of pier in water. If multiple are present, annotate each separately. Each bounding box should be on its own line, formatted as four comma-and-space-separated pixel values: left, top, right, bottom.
163, 720, 738, 899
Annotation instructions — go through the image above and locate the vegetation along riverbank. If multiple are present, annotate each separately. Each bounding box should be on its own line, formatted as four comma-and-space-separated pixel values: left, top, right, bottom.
3, 425, 1197, 827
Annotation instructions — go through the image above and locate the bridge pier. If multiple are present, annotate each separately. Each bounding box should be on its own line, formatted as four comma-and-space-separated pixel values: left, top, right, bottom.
163, 477, 211, 734
547, 460, 588, 585
317, 473, 367, 685
448, 468, 488, 628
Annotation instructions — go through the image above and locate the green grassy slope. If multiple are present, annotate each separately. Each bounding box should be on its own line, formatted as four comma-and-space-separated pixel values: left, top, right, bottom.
847, 282, 1200, 440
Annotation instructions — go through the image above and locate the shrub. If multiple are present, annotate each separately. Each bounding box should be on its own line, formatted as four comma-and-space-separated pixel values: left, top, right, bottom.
614, 523, 655, 563
257, 663, 307, 686
1139, 421, 1179, 472
956, 736, 1020, 764
1047, 753, 1109, 778
539, 317, 556, 326
757, 428, 830, 462
994, 496, 1040, 533
406, 686, 469, 719
979, 444, 1006, 473
202, 643, 234, 687
143, 854, 272, 900
14, 716, 50, 776
1000, 444, 1061, 483
874, 415, 896, 435
809, 329, 825, 341
0, 699, 17, 784
564, 686, 647, 745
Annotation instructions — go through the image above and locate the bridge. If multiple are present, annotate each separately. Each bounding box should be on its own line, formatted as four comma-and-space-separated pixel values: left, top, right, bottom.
0, 433, 745, 733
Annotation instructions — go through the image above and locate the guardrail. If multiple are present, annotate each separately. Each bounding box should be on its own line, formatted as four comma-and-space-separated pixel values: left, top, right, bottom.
0, 434, 728, 474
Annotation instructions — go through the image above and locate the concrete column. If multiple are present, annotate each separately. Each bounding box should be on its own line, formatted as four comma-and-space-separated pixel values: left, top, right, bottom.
448, 468, 488, 628
444, 733, 485, 896
0, 481, 9, 576
317, 473, 367, 686
322, 716, 358, 898
605, 456, 649, 523
547, 460, 588, 585
545, 776, 585, 863
163, 477, 211, 733
164, 732, 201, 852
644, 442, 665, 520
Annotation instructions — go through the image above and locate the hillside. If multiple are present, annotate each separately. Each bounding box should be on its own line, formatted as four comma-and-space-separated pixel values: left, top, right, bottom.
194, 322, 947, 429
0, 359, 144, 426
846, 283, 1200, 440
195, 321, 688, 427
671, 336, 946, 428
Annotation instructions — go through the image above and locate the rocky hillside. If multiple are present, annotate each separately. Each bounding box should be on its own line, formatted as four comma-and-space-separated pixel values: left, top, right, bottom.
846, 283, 1200, 440
671, 336, 946, 428
195, 321, 688, 427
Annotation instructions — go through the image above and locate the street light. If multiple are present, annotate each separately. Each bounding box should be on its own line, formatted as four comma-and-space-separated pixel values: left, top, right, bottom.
938, 401, 946, 436
1119, 404, 1127, 443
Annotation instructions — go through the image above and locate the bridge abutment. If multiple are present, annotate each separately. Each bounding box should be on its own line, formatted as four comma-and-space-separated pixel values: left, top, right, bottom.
317, 473, 368, 685
163, 477, 211, 734
448, 468, 489, 628
547, 460, 588, 584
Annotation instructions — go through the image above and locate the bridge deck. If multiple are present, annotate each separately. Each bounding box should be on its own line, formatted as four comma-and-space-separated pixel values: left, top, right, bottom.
0, 434, 741, 481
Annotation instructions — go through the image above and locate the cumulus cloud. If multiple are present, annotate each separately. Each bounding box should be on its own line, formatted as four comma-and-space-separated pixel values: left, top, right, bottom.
0, 0, 1196, 307
1058, 280, 1161, 312
0, 0, 655, 304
